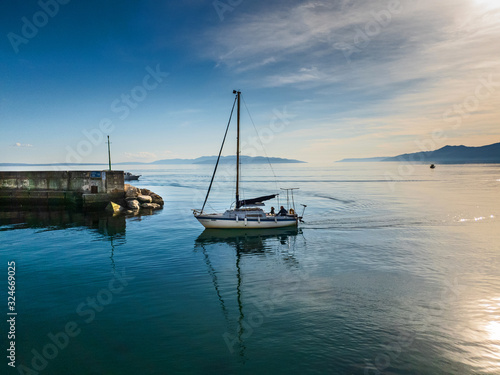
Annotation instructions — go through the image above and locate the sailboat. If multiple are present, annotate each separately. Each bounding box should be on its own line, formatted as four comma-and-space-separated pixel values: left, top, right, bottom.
193, 90, 305, 229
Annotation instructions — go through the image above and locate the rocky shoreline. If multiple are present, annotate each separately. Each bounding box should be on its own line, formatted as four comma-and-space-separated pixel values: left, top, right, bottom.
106, 184, 164, 214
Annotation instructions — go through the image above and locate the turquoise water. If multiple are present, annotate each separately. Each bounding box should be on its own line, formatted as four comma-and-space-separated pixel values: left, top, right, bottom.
1, 163, 500, 374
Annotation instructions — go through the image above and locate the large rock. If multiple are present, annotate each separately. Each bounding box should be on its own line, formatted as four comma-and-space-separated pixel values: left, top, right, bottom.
123, 185, 164, 210
127, 199, 141, 210
140, 188, 152, 196
150, 193, 164, 207
137, 195, 153, 203
140, 203, 161, 209
125, 184, 141, 198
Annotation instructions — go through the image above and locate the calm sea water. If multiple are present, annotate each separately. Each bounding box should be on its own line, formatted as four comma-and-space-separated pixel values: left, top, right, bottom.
1, 162, 499, 374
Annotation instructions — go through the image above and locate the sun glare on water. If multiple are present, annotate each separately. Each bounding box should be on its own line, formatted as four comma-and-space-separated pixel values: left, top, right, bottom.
466, 298, 500, 372
482, 298, 500, 342
486, 321, 500, 342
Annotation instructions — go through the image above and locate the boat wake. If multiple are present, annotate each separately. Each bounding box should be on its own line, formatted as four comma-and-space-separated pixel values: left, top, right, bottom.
313, 194, 355, 204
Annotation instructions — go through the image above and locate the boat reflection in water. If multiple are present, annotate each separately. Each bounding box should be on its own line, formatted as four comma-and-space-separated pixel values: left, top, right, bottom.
195, 227, 302, 253
194, 228, 305, 360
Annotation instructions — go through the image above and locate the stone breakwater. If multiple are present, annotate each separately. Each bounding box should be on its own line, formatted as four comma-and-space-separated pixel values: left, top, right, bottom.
106, 184, 164, 214
0, 171, 165, 213
0, 170, 125, 209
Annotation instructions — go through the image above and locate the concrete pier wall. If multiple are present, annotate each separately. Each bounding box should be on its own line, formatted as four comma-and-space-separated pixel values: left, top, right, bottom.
0, 171, 125, 209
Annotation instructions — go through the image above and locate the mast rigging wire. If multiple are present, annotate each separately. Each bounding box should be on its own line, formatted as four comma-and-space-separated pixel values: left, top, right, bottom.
241, 94, 280, 195
200, 95, 237, 213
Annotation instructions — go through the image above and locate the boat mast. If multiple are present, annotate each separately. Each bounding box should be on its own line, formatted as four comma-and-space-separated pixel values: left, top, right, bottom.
234, 90, 241, 208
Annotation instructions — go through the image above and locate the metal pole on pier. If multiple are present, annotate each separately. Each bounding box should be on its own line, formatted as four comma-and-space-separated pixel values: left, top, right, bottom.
107, 135, 112, 170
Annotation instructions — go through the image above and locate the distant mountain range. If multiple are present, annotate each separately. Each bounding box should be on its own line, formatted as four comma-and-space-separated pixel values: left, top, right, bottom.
0, 155, 305, 167
151, 155, 305, 165
338, 142, 500, 164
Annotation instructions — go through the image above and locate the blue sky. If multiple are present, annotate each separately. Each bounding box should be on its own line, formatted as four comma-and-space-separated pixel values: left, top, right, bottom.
1, 0, 499, 164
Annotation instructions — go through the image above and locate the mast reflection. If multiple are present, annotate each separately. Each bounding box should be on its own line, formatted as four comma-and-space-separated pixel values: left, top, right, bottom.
194, 228, 304, 360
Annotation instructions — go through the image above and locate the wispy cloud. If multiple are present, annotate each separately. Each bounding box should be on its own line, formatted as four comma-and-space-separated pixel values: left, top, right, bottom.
123, 150, 177, 161
12, 142, 33, 148
202, 0, 500, 158
123, 151, 157, 160
207, 0, 500, 87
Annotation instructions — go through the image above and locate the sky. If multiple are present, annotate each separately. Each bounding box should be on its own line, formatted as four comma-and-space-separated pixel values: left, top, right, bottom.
1, 0, 499, 164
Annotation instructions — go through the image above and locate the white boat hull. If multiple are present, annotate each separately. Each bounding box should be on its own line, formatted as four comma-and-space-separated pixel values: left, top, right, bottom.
195, 214, 298, 229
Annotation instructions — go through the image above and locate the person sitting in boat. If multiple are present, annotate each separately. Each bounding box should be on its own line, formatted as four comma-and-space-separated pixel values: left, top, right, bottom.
277, 206, 288, 216
270, 207, 275, 216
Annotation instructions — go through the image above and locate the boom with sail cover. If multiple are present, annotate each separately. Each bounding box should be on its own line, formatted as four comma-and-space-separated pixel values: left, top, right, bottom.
237, 194, 277, 208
